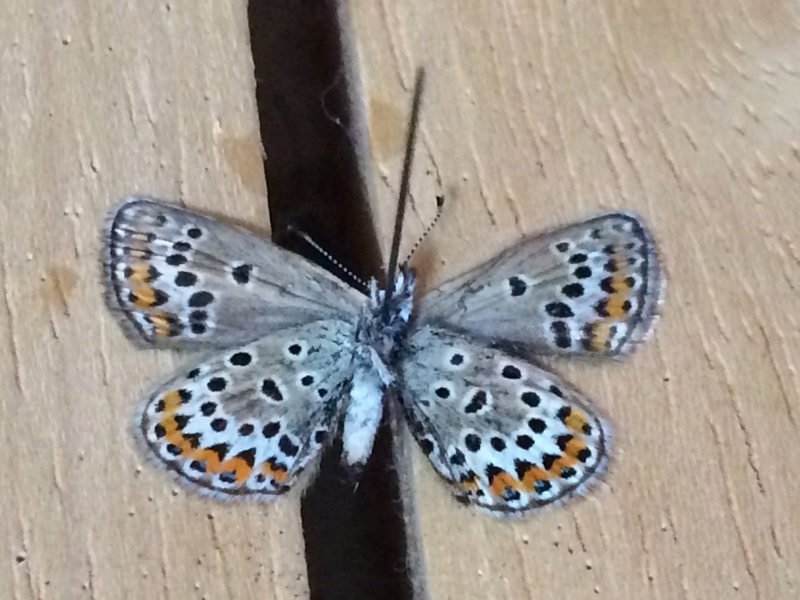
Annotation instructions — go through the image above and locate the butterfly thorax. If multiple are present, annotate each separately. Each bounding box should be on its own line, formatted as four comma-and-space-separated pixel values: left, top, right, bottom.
355, 267, 416, 383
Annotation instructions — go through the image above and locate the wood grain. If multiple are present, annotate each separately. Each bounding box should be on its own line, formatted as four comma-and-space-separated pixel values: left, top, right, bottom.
0, 2, 309, 598
4, 0, 800, 598
350, 1, 800, 598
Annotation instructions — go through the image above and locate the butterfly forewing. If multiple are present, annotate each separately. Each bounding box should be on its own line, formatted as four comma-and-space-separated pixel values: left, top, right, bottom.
104, 197, 363, 348
137, 319, 355, 498
397, 326, 609, 516
418, 212, 661, 357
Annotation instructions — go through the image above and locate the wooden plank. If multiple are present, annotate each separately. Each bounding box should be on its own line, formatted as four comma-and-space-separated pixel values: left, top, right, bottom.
0, 2, 308, 598
350, 1, 800, 598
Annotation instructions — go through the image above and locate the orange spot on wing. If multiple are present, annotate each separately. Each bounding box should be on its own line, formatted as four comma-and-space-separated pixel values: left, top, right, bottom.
489, 470, 522, 497
218, 457, 253, 483
590, 322, 611, 350
459, 474, 479, 491
161, 390, 182, 413
128, 263, 151, 283
611, 275, 630, 294
520, 465, 550, 491
189, 447, 223, 471
564, 437, 587, 458
605, 295, 627, 319
149, 311, 172, 337
161, 431, 192, 456
547, 454, 577, 476
564, 410, 586, 433
262, 461, 288, 482
131, 285, 155, 308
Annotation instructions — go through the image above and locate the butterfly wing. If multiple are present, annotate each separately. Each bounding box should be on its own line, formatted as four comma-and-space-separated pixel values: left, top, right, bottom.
418, 212, 662, 357
104, 197, 363, 348
397, 326, 609, 516
137, 319, 355, 497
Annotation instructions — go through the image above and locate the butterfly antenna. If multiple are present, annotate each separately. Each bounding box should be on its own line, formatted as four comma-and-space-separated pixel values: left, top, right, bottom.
383, 67, 426, 319
287, 225, 369, 292
402, 194, 444, 265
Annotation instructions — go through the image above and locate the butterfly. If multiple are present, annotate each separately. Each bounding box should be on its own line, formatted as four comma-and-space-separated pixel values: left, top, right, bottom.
102, 195, 661, 517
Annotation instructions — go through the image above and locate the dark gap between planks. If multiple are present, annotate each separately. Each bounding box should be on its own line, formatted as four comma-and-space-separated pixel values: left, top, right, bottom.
247, 2, 415, 599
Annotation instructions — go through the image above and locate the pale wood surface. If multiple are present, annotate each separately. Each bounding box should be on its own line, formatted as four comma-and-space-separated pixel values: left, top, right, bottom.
352, 1, 800, 599
0, 2, 309, 599
4, 1, 800, 599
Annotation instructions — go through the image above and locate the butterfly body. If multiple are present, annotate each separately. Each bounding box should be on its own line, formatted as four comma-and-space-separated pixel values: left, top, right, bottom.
104, 197, 661, 516
342, 269, 416, 467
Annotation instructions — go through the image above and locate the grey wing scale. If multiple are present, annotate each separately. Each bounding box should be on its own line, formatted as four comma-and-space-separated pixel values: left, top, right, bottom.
397, 325, 609, 516
418, 212, 662, 357
137, 319, 356, 498
104, 197, 363, 348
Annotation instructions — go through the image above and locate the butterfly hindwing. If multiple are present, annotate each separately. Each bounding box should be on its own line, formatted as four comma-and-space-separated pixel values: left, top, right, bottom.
397, 326, 609, 516
104, 197, 363, 348
418, 212, 662, 357
137, 319, 355, 498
